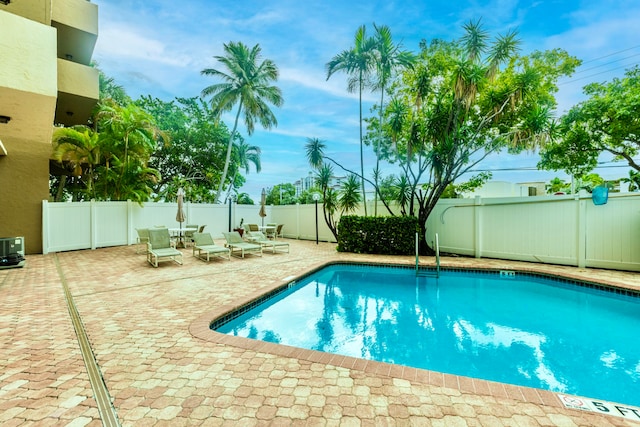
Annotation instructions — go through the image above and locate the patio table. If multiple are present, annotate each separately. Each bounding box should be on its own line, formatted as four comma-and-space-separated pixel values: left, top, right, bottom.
258, 225, 276, 239
168, 227, 197, 248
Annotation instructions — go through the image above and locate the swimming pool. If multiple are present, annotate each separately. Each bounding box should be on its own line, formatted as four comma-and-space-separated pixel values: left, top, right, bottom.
214, 263, 640, 407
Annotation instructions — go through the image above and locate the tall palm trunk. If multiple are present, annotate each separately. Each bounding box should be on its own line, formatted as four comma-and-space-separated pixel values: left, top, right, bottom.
358, 72, 368, 216
224, 170, 238, 203
56, 176, 67, 202
374, 84, 385, 216
214, 101, 243, 203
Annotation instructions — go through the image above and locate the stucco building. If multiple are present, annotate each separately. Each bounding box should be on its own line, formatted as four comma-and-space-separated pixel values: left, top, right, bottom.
0, 0, 99, 253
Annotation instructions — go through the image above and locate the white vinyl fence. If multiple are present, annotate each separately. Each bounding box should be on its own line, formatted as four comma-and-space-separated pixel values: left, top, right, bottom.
426, 192, 640, 271
42, 193, 640, 271
41, 199, 338, 254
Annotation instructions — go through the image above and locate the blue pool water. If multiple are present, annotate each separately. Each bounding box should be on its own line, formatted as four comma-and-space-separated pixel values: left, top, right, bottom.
215, 264, 640, 406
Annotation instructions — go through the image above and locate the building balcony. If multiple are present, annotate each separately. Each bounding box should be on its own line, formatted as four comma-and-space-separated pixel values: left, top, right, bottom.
0, 11, 58, 143
51, 0, 98, 66
55, 58, 99, 127
0, 0, 52, 25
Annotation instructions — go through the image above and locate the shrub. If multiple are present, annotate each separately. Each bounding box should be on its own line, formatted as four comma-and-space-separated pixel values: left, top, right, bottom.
337, 215, 419, 255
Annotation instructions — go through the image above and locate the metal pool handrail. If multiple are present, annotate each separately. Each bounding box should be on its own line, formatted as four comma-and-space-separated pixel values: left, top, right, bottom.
435, 232, 440, 277
416, 232, 440, 278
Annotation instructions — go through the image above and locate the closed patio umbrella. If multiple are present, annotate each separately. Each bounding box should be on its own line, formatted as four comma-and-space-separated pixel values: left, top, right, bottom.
176, 188, 186, 247
258, 188, 267, 227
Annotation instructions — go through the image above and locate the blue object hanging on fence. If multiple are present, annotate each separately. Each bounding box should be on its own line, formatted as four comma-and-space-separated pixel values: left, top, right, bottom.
592, 185, 609, 205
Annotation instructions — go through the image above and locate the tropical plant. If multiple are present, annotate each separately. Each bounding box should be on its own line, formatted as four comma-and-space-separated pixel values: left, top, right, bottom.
306, 137, 362, 240
381, 22, 578, 253
265, 183, 297, 205
97, 66, 132, 107
298, 187, 324, 204
50, 101, 162, 202
538, 66, 640, 176
314, 22, 579, 254
326, 25, 377, 215
224, 140, 262, 202
95, 101, 162, 200
94, 162, 160, 203
137, 96, 232, 202
201, 41, 283, 203
236, 192, 254, 204
621, 170, 640, 192
51, 125, 102, 200
575, 173, 605, 193
306, 137, 394, 215
369, 24, 415, 214
546, 177, 570, 194
440, 172, 493, 198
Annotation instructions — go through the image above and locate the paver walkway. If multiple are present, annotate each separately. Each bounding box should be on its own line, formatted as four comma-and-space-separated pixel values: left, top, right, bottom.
1, 239, 639, 426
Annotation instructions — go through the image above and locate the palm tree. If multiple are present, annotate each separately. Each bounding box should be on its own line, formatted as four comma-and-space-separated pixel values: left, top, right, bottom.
326, 25, 376, 215
96, 102, 161, 200
201, 41, 283, 203
224, 140, 262, 202
97, 102, 159, 168
51, 125, 102, 200
371, 24, 415, 214
621, 170, 640, 192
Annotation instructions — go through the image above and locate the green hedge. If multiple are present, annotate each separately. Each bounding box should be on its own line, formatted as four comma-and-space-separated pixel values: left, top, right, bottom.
337, 215, 419, 255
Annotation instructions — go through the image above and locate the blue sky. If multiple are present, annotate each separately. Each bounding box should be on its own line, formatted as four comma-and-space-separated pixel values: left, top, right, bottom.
92, 0, 640, 201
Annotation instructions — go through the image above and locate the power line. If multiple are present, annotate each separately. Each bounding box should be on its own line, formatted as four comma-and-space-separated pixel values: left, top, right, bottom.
572, 52, 640, 76
556, 46, 640, 86
579, 44, 640, 65
558, 62, 639, 86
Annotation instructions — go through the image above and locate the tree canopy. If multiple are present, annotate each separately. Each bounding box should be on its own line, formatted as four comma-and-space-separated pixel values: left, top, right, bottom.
51, 101, 162, 203
136, 96, 233, 203
310, 21, 580, 253
538, 66, 640, 177
51, 61, 268, 205
265, 183, 297, 205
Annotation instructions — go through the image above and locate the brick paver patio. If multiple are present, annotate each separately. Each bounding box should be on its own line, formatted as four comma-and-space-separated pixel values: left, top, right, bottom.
1, 239, 639, 426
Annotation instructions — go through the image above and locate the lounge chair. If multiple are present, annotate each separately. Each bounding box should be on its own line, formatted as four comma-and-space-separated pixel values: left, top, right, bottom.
192, 232, 230, 262
246, 231, 290, 254
135, 228, 150, 254
222, 231, 262, 258
147, 228, 183, 267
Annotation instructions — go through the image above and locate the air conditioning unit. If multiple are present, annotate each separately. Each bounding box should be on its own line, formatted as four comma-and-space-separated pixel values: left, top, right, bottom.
0, 237, 25, 269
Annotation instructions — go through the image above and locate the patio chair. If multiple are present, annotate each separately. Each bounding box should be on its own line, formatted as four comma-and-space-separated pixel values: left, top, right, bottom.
274, 224, 284, 239
184, 224, 198, 247
192, 232, 230, 262
135, 228, 150, 254
264, 223, 278, 239
147, 228, 183, 267
222, 231, 262, 258
247, 223, 259, 232
246, 231, 290, 254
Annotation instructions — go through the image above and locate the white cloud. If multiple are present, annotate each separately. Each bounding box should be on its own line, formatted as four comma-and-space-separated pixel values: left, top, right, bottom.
545, 14, 640, 56
96, 24, 194, 67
